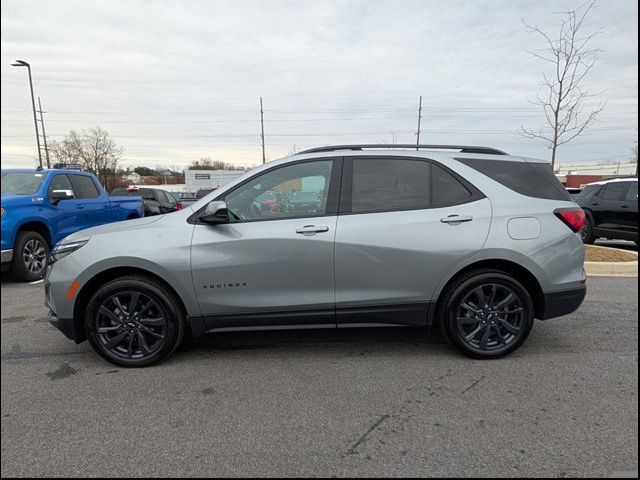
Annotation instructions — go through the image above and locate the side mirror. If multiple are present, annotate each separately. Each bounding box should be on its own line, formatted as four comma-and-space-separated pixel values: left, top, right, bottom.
199, 201, 229, 224
51, 189, 74, 205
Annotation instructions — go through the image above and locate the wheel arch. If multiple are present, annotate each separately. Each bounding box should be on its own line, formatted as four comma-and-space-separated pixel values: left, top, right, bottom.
72, 266, 189, 343
433, 259, 546, 323
16, 220, 53, 248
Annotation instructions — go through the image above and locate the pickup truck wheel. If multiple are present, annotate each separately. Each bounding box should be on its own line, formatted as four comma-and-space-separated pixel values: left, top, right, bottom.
12, 231, 49, 282
85, 276, 184, 367
440, 270, 534, 359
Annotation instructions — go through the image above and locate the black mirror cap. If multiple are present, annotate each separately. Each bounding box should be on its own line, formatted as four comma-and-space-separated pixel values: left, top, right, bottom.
199, 209, 229, 224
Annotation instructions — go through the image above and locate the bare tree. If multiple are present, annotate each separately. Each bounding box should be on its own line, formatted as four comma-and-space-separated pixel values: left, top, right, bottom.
519, 1, 605, 172
50, 127, 123, 188
188, 157, 243, 171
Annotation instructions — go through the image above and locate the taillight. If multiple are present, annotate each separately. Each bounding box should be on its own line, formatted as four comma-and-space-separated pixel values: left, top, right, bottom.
176, 201, 183, 210
554, 207, 586, 233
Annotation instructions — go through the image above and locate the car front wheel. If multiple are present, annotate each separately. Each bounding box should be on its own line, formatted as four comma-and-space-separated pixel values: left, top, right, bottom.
85, 276, 184, 367
12, 231, 49, 282
440, 270, 535, 359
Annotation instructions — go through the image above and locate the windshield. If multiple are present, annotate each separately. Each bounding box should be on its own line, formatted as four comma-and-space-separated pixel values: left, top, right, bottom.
1, 172, 46, 195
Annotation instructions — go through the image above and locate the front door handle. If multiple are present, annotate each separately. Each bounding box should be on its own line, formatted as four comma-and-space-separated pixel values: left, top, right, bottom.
296, 225, 329, 236
440, 215, 473, 224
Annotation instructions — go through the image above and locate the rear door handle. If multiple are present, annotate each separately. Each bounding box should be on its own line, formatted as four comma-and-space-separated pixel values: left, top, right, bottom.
440, 215, 473, 224
296, 225, 329, 235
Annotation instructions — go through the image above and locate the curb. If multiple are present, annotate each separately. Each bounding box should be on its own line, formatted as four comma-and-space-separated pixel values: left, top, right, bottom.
584, 260, 638, 277
584, 244, 638, 277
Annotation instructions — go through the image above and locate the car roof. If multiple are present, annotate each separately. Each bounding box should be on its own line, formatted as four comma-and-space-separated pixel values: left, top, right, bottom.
585, 177, 638, 186
287, 149, 547, 165
0, 168, 90, 175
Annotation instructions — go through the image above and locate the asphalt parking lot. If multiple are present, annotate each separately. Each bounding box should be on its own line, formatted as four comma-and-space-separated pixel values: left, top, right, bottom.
1, 275, 637, 478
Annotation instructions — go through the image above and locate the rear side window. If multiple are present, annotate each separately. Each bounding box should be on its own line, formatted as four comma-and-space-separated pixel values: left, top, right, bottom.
601, 182, 631, 201
351, 159, 430, 213
69, 175, 100, 199
456, 158, 570, 201
431, 164, 475, 207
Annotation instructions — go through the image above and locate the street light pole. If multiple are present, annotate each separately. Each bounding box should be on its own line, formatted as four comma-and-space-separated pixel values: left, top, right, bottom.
12, 60, 43, 168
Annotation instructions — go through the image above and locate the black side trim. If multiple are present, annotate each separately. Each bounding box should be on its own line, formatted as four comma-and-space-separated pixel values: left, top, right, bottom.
539, 286, 587, 320
337, 302, 433, 327
200, 308, 336, 332
186, 301, 435, 336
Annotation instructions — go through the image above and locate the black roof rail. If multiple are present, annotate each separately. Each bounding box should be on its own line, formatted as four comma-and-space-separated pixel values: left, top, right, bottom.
298, 144, 508, 156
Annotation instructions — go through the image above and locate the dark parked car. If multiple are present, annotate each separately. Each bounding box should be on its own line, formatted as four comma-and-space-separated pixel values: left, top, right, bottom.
195, 188, 216, 199
575, 178, 638, 244
288, 190, 322, 213
111, 187, 179, 216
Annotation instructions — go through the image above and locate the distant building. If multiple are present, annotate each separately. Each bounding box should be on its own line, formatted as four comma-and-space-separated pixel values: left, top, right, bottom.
184, 169, 245, 193
555, 161, 637, 187
125, 172, 142, 184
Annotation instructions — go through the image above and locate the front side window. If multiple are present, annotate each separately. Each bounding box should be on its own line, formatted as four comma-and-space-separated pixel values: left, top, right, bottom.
48, 174, 75, 196
69, 175, 100, 199
351, 159, 430, 214
225, 160, 333, 221
601, 182, 630, 201
625, 182, 638, 201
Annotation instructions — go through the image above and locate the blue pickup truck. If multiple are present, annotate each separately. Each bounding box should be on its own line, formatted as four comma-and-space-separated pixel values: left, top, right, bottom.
1, 168, 144, 281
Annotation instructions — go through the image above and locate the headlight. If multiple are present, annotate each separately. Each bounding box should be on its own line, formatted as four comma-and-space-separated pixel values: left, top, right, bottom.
50, 240, 89, 263
1, 207, 5, 217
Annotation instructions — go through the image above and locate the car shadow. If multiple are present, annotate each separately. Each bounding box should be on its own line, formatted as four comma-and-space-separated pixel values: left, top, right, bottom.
174, 325, 450, 358
595, 239, 638, 252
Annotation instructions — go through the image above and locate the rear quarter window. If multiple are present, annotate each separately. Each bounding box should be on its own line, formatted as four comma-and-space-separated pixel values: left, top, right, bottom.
456, 158, 571, 201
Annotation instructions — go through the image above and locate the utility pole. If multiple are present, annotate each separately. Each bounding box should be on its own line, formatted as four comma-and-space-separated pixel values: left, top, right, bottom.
37, 97, 51, 168
260, 97, 266, 164
11, 60, 42, 168
416, 95, 423, 150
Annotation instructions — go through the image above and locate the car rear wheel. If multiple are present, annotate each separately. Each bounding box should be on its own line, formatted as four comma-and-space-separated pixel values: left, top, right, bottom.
12, 231, 49, 282
440, 270, 534, 359
85, 276, 184, 367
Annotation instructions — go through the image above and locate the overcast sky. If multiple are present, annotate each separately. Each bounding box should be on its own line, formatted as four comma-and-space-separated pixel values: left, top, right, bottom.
1, 0, 637, 170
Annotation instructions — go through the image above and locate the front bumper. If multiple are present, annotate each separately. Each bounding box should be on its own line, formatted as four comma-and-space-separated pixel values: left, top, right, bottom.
1, 248, 13, 264
45, 274, 85, 343
539, 285, 587, 320
48, 310, 82, 342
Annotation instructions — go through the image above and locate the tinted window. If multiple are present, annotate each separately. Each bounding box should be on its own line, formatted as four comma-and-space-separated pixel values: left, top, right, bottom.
225, 160, 333, 221
432, 164, 474, 207
601, 182, 630, 201
351, 159, 430, 213
457, 158, 570, 201
626, 182, 638, 201
69, 175, 100, 199
48, 174, 75, 196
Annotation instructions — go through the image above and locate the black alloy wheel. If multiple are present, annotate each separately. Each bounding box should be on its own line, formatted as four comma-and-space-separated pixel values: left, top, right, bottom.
440, 270, 535, 359
85, 276, 184, 367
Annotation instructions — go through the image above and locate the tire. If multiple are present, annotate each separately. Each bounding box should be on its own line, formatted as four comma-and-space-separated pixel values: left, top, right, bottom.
85, 275, 184, 367
438, 270, 535, 359
581, 215, 595, 244
11, 231, 50, 282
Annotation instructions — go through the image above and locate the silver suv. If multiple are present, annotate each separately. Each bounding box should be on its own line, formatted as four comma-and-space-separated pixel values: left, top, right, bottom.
45, 145, 587, 367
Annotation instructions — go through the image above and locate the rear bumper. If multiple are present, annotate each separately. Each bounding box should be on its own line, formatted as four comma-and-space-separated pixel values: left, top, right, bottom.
539, 285, 587, 320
